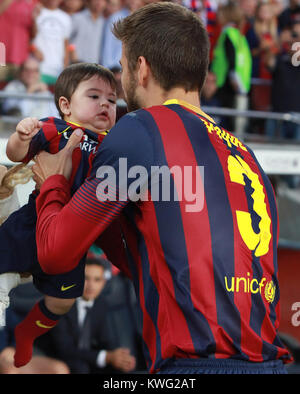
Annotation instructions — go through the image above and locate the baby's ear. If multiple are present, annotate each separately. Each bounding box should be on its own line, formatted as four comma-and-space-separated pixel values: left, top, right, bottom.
58, 96, 71, 117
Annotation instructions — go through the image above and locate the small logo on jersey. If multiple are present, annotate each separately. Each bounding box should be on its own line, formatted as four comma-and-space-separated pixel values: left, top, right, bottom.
264, 280, 276, 303
58, 126, 72, 135
35, 320, 55, 329
61, 284, 76, 292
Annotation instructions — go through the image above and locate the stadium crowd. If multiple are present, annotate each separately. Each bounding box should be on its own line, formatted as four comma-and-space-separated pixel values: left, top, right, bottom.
0, 0, 300, 138
0, 0, 300, 374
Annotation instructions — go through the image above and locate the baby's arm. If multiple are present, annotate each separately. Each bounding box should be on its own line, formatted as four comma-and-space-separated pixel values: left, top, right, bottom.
6, 117, 43, 162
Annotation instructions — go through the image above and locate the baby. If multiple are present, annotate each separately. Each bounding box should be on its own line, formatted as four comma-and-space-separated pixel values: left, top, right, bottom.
0, 62, 117, 367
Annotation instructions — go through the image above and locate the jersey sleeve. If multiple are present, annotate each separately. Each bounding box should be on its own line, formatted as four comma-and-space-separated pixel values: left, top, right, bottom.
35, 112, 154, 275
21, 118, 56, 163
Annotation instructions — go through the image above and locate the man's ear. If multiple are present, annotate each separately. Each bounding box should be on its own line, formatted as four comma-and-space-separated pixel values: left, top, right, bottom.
58, 96, 71, 117
137, 56, 150, 88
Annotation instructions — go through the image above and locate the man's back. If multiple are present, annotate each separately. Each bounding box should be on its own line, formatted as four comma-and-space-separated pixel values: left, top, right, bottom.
100, 100, 291, 372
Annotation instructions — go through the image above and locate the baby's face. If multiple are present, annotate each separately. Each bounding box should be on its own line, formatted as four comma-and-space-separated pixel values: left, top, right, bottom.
66, 75, 117, 133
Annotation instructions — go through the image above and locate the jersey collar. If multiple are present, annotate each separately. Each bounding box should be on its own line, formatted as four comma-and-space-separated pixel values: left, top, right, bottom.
66, 120, 108, 136
163, 99, 215, 124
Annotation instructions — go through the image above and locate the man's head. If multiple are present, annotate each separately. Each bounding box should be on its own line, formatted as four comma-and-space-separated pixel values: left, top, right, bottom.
113, 2, 209, 111
82, 258, 108, 301
54, 63, 117, 133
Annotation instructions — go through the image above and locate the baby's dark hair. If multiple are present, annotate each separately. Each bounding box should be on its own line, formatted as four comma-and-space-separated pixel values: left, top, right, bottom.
54, 63, 117, 119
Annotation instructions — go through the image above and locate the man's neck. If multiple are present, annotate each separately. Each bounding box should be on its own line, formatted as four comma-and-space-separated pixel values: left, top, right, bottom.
142, 85, 201, 110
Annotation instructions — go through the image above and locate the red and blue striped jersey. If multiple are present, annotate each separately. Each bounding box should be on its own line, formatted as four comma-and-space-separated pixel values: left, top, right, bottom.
35, 101, 292, 373
22, 117, 107, 194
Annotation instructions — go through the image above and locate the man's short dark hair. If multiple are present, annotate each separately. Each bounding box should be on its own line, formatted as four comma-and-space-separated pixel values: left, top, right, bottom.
113, 1, 210, 93
54, 62, 117, 118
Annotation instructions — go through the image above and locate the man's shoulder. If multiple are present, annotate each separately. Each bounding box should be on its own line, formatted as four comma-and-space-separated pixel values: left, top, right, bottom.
113, 109, 150, 128
94, 110, 156, 167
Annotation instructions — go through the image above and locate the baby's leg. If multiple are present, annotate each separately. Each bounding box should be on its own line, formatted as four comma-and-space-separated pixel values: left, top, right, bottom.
14, 296, 75, 368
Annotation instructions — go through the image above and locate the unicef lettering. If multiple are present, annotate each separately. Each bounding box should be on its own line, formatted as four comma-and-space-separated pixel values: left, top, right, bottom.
224, 273, 276, 303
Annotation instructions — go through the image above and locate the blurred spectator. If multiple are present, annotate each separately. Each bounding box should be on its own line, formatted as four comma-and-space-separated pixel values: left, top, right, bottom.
278, 0, 300, 31
246, 1, 279, 79
246, 1, 279, 116
43, 258, 137, 374
101, 0, 143, 69
70, 0, 106, 64
200, 70, 222, 124
33, 0, 72, 86
0, 0, 40, 82
102, 270, 147, 372
104, 0, 122, 18
266, 21, 300, 141
237, 0, 258, 34
0, 306, 69, 374
183, 1, 219, 61
202, 0, 220, 61
270, 0, 286, 19
1, 56, 58, 119
211, 1, 252, 133
60, 0, 85, 15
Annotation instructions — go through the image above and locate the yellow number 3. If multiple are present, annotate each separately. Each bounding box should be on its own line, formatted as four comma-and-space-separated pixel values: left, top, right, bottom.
227, 155, 271, 257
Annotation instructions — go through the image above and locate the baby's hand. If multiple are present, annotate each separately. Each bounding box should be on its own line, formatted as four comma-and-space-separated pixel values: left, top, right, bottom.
16, 117, 43, 142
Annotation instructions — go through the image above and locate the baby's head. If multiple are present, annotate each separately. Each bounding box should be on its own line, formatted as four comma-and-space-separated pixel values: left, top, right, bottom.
54, 63, 117, 133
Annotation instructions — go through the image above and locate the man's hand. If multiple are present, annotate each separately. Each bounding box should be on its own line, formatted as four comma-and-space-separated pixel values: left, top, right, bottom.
106, 348, 136, 373
16, 117, 43, 142
32, 128, 83, 188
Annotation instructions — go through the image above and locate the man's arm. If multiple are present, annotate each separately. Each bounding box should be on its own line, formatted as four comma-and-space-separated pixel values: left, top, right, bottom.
34, 113, 153, 275
35, 174, 127, 274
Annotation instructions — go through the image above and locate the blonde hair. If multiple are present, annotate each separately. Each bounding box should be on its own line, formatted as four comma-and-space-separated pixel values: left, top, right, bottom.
218, 1, 244, 29
254, 1, 278, 41
0, 164, 33, 224
0, 163, 33, 199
